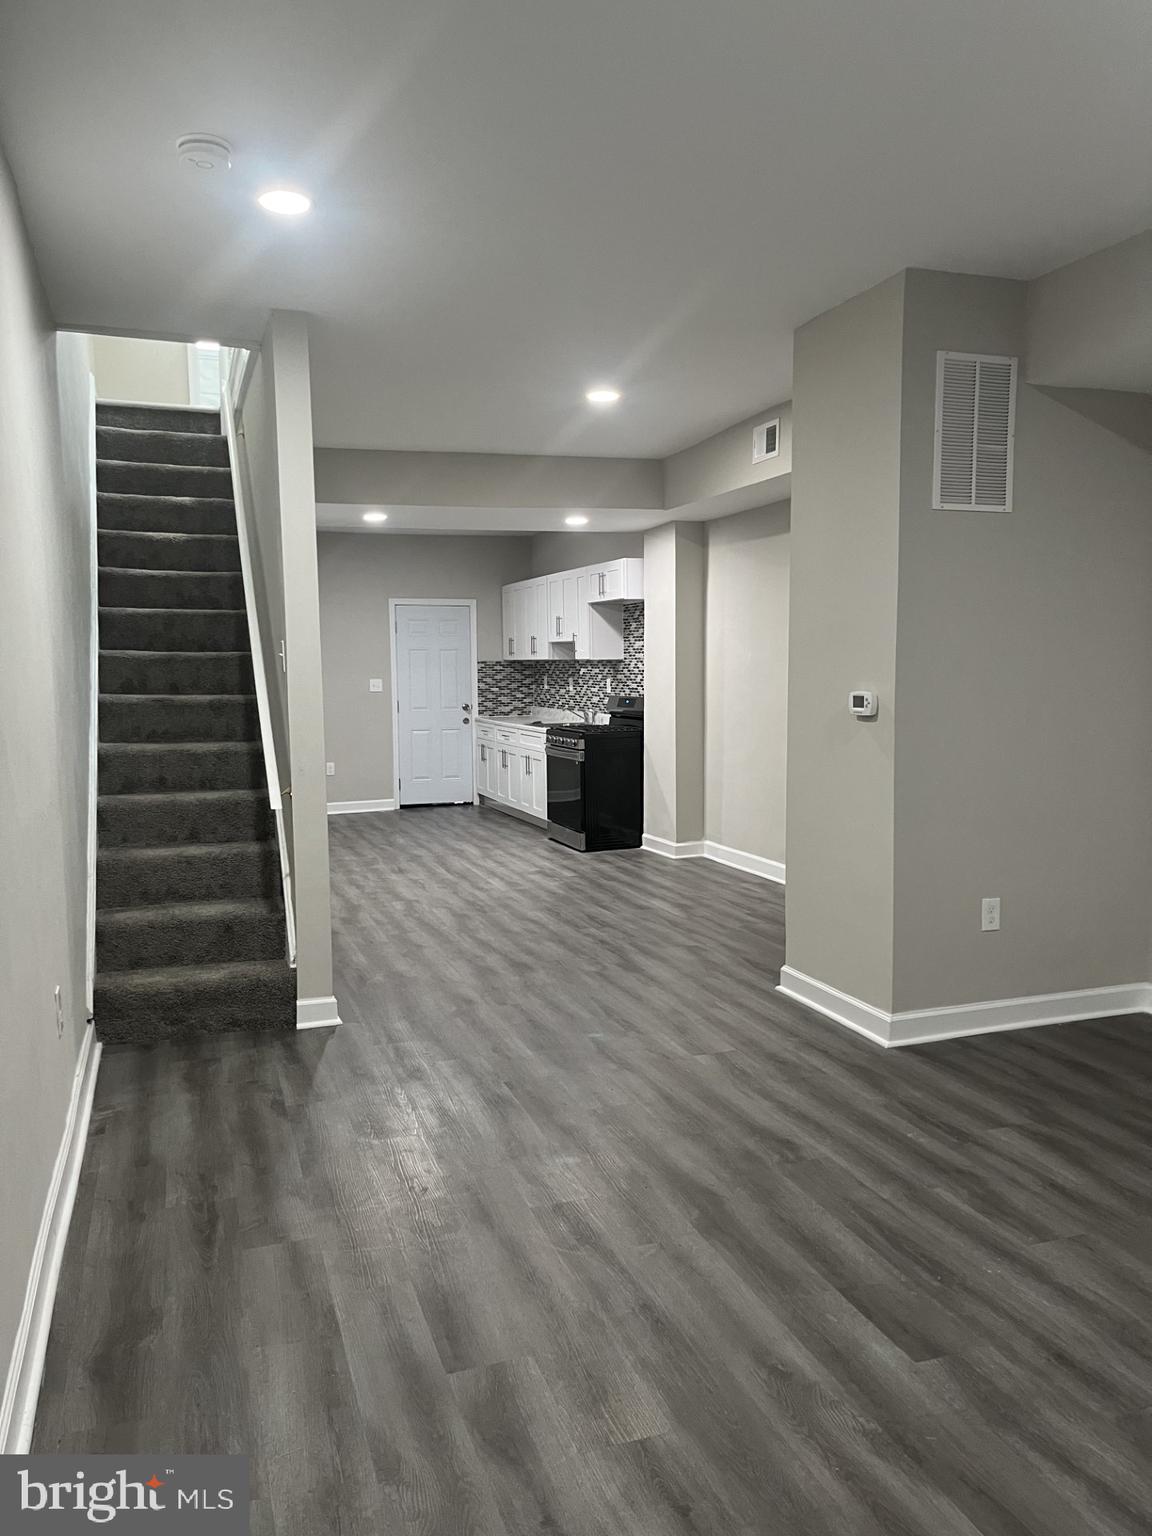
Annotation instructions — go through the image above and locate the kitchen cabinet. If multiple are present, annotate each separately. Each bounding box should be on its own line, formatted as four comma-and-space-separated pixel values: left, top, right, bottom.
503, 577, 547, 659
476, 720, 549, 825
586, 557, 644, 604
520, 746, 547, 819
546, 571, 581, 647
504, 558, 641, 662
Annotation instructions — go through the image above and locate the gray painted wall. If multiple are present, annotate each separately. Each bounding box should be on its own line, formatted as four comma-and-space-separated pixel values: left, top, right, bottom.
705, 504, 790, 865
1026, 229, 1152, 393
0, 150, 93, 1402
317, 533, 533, 804
643, 522, 706, 845
893, 268, 1152, 1010
528, 530, 644, 576
784, 273, 905, 1011
664, 402, 792, 510
314, 447, 662, 510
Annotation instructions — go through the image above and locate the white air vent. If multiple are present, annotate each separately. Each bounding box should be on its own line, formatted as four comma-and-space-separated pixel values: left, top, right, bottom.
933, 352, 1016, 512
752, 418, 780, 464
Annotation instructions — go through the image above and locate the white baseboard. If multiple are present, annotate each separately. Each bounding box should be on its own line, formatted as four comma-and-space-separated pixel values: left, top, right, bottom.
297, 994, 342, 1030
778, 965, 1152, 1048
642, 834, 785, 883
327, 798, 396, 816
1, 1023, 101, 1453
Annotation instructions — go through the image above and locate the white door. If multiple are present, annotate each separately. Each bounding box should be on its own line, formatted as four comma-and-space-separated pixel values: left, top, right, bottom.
395, 603, 474, 805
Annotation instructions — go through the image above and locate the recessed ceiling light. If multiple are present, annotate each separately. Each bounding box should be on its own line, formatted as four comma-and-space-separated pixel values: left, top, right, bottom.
586, 386, 621, 406
362, 510, 388, 524
257, 188, 311, 216
193, 339, 220, 350
565, 515, 589, 527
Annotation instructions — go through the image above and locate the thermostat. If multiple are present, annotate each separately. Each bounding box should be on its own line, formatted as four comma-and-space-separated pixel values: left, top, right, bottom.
849, 690, 877, 719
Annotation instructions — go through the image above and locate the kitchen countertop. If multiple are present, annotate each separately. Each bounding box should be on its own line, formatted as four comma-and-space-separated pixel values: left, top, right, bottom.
476, 711, 583, 727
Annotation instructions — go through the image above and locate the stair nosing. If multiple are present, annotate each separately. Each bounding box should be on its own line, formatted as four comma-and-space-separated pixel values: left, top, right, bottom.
97, 896, 278, 921
99, 565, 241, 578
99, 838, 275, 858
98, 605, 247, 616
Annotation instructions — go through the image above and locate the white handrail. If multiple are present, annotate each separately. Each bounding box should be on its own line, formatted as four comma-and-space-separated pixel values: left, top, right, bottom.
220, 347, 296, 965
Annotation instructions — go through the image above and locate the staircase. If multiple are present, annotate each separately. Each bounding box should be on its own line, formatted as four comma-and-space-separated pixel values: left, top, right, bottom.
93, 402, 295, 1043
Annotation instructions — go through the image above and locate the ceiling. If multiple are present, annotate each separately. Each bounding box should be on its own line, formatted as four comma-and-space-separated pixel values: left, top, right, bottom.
2, 0, 1151, 458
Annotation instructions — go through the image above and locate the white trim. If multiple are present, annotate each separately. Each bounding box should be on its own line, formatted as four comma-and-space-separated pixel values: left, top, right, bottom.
327, 798, 397, 815
388, 599, 479, 808
777, 966, 893, 1046
220, 349, 296, 966
699, 841, 785, 884
85, 373, 99, 1014
1, 1024, 101, 1453
297, 995, 342, 1030
642, 834, 708, 860
94, 396, 218, 413
642, 834, 785, 883
778, 965, 1152, 1049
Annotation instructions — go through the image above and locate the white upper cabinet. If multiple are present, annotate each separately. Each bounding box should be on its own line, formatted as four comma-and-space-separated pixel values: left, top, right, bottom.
586, 558, 644, 603
502, 559, 641, 662
502, 576, 548, 659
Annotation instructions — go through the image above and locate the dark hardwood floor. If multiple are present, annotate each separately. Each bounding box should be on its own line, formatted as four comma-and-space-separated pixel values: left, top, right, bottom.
34, 805, 1152, 1534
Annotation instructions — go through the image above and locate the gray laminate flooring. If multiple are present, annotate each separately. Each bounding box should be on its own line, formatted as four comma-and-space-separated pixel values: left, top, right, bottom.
33, 805, 1152, 1534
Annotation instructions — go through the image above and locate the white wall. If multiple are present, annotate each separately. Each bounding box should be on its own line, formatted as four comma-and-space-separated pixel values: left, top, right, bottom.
317, 533, 533, 804
0, 150, 94, 1414
705, 504, 790, 865
91, 335, 190, 405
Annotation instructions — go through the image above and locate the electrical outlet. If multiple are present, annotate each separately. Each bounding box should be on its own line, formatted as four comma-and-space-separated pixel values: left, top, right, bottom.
369, 678, 384, 693
54, 984, 64, 1037
326, 762, 335, 777
981, 897, 1001, 932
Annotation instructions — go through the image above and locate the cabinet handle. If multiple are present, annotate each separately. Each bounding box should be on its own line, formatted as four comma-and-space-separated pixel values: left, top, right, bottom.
556, 615, 561, 636
501, 749, 507, 768
508, 638, 514, 655
480, 745, 486, 762
598, 572, 605, 596
524, 755, 531, 775
531, 635, 537, 655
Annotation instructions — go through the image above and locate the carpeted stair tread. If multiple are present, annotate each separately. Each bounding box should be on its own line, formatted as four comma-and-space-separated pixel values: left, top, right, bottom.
97, 459, 233, 498
98, 840, 279, 907
99, 692, 259, 743
94, 959, 295, 1043
98, 494, 236, 535
96, 898, 286, 972
100, 649, 253, 696
98, 741, 265, 794
98, 529, 240, 573
98, 788, 274, 847
99, 607, 249, 651
98, 566, 245, 610
92, 400, 290, 1044
96, 403, 221, 435
96, 425, 229, 468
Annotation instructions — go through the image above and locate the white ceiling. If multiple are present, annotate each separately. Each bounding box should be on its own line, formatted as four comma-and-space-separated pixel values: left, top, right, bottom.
2, 0, 1151, 457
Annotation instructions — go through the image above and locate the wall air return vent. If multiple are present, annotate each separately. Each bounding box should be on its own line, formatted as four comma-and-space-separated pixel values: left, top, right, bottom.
752, 418, 780, 464
933, 351, 1017, 512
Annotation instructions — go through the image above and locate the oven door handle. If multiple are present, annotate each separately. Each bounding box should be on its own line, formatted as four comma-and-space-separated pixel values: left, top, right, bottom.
546, 745, 585, 763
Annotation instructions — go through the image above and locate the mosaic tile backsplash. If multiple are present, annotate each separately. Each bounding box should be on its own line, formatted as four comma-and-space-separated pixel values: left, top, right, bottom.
478, 601, 643, 715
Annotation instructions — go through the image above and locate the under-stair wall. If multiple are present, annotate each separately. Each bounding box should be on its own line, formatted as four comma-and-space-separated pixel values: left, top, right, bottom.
225, 313, 339, 1030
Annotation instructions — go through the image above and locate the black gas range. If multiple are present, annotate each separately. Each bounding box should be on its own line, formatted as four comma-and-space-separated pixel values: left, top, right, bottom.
546, 696, 643, 851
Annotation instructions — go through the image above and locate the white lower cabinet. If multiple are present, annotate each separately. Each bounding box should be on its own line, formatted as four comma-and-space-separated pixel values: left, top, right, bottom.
476, 722, 549, 824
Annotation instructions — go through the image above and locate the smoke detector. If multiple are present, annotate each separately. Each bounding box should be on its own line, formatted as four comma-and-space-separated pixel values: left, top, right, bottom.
176, 135, 233, 173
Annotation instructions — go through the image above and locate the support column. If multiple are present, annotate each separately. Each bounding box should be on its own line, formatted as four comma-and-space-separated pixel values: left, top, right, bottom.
643, 521, 706, 852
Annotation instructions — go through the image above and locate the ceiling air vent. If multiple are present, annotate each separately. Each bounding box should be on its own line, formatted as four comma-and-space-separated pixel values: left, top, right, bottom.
933, 351, 1017, 512
752, 418, 780, 464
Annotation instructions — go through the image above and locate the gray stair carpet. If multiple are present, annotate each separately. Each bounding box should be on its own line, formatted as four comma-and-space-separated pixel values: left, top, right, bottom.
93, 401, 294, 1044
